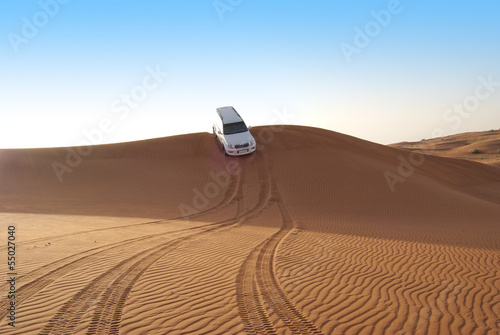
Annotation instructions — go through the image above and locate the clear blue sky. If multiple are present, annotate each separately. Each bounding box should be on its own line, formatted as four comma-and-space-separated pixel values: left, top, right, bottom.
1, 0, 499, 148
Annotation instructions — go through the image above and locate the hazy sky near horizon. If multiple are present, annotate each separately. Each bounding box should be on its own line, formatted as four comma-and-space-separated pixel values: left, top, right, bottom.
1, 0, 499, 148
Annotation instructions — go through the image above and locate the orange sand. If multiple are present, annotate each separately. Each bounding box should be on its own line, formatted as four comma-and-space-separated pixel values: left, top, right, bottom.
1, 126, 499, 334
392, 129, 500, 167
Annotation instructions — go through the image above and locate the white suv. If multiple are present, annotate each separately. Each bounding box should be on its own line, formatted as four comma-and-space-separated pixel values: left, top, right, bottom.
213, 106, 256, 156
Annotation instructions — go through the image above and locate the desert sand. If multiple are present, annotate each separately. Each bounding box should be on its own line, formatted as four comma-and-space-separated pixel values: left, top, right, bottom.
1, 125, 499, 334
392, 129, 500, 168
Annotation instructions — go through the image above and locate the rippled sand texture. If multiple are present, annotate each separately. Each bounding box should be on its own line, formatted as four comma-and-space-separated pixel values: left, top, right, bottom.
1, 126, 499, 334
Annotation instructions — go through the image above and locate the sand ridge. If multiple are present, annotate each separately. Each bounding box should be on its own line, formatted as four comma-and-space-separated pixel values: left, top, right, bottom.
392, 129, 500, 167
0, 125, 499, 334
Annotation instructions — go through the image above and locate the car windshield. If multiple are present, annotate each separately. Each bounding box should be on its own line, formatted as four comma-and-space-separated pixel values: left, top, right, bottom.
223, 121, 248, 135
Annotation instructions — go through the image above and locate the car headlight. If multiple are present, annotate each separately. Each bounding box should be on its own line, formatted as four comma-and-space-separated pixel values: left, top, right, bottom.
250, 140, 255, 145
227, 144, 235, 149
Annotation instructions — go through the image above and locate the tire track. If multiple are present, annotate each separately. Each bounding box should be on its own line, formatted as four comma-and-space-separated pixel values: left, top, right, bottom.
84, 224, 246, 335
85, 155, 271, 334
124, 235, 254, 335
0, 224, 209, 322
39, 222, 232, 335
236, 239, 277, 335
0, 219, 163, 253
0, 166, 245, 325
237, 163, 322, 334
33, 153, 270, 334
0, 213, 241, 319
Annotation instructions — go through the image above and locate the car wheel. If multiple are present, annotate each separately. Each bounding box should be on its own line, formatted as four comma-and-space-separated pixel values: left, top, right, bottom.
220, 142, 229, 155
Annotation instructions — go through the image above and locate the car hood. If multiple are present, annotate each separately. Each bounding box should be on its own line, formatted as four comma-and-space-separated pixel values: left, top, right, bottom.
225, 131, 254, 145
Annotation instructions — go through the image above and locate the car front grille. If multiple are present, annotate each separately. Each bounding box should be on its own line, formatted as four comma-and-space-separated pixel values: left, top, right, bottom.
235, 143, 249, 149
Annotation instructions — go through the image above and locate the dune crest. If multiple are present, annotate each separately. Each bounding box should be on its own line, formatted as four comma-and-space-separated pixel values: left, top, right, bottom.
392, 129, 500, 167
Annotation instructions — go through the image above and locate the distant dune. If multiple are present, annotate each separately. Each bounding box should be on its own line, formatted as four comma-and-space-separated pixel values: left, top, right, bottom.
1, 125, 499, 334
392, 129, 500, 168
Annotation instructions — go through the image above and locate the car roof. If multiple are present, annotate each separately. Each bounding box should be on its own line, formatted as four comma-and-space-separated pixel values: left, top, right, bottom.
216, 106, 243, 124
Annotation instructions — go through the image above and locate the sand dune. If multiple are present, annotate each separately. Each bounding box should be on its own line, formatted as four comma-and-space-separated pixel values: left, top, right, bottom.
1, 125, 499, 334
392, 129, 500, 167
